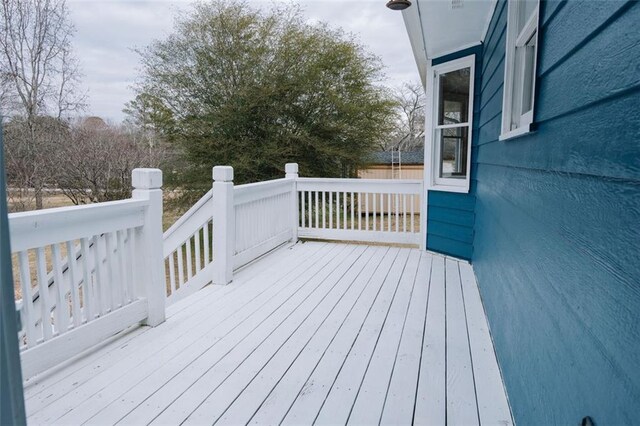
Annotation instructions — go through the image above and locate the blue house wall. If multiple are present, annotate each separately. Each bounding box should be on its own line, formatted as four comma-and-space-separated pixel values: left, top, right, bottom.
426, 46, 482, 261
469, 0, 640, 424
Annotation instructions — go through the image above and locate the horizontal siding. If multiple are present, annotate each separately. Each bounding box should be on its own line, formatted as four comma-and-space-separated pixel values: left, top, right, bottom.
428, 205, 474, 229
473, 0, 640, 425
535, 2, 640, 122
426, 235, 473, 260
476, 90, 640, 179
427, 195, 475, 260
427, 191, 475, 211
427, 220, 473, 244
538, 0, 633, 75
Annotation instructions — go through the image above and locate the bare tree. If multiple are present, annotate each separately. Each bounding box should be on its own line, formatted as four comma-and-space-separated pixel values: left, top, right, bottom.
3, 115, 69, 211
55, 118, 166, 205
0, 0, 85, 209
386, 82, 425, 152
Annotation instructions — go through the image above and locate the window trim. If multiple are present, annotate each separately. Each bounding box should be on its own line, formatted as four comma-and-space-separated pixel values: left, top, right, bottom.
500, 0, 540, 141
424, 54, 475, 193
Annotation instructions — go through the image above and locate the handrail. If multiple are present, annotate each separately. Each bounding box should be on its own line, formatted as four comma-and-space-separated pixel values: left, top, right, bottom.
234, 178, 291, 205
297, 178, 422, 194
10, 199, 147, 252
298, 177, 423, 184
163, 189, 212, 241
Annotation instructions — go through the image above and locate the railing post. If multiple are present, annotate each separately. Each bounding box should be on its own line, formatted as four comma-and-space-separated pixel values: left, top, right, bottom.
132, 168, 165, 327
212, 166, 234, 285
420, 182, 427, 251
285, 163, 299, 242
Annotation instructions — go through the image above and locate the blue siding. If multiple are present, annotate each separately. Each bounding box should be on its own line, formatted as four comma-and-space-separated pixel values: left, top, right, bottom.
473, 0, 640, 424
426, 46, 482, 260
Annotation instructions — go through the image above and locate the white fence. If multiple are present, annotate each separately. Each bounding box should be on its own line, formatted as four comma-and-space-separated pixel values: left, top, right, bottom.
12, 169, 165, 380
12, 163, 423, 379
297, 178, 423, 245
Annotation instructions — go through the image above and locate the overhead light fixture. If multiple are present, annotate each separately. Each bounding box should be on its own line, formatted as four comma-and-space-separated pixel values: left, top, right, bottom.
386, 0, 412, 11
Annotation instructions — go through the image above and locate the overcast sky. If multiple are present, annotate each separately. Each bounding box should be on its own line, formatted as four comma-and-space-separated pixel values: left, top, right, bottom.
67, 0, 419, 123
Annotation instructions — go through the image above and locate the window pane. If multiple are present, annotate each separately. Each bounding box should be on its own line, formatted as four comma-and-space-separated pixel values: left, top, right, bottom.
518, 0, 537, 32
521, 31, 536, 114
439, 126, 468, 179
438, 68, 470, 126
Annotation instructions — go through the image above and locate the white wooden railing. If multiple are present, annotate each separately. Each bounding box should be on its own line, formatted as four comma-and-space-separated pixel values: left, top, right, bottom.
166, 162, 423, 291
233, 179, 294, 268
162, 166, 297, 300
210, 166, 296, 285
296, 178, 423, 245
12, 169, 165, 380
11, 163, 423, 379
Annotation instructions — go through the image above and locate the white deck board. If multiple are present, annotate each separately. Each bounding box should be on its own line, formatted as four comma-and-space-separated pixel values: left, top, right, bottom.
24, 242, 511, 426
414, 254, 447, 425
113, 243, 358, 425
347, 249, 421, 424
278, 247, 403, 425
186, 245, 382, 424
379, 251, 433, 424
460, 262, 514, 425
445, 258, 480, 425
216, 246, 390, 425
156, 245, 369, 425
313, 248, 410, 425
58, 243, 348, 425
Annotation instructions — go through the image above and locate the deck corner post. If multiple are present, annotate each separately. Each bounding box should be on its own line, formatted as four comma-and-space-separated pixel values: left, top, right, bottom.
420, 181, 428, 251
132, 168, 166, 327
212, 166, 234, 285
285, 163, 299, 242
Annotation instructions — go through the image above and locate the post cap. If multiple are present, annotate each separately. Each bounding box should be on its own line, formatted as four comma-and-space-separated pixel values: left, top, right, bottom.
285, 163, 299, 174
132, 168, 163, 189
213, 166, 234, 182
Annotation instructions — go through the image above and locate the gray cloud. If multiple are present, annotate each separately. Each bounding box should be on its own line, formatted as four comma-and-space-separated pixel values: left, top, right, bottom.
68, 0, 419, 122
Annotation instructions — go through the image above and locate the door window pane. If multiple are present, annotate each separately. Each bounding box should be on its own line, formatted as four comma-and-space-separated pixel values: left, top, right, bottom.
439, 127, 468, 179
438, 68, 470, 125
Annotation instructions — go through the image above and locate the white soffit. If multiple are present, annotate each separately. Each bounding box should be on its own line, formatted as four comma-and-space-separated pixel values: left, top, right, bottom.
402, 0, 494, 85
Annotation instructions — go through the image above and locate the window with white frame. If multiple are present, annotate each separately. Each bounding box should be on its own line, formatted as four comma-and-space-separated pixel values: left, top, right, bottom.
501, 0, 540, 139
428, 55, 475, 192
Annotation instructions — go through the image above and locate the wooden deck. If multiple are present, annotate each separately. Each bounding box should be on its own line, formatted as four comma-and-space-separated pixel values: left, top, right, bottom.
23, 241, 512, 425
